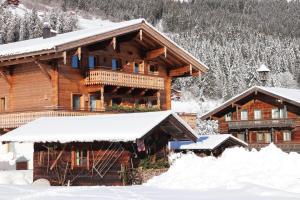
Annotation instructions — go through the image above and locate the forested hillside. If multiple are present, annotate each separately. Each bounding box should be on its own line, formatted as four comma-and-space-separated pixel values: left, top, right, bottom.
1, 0, 299, 101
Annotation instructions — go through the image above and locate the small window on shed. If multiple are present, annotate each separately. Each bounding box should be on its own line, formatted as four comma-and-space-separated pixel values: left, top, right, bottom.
75, 150, 88, 166
71, 55, 79, 68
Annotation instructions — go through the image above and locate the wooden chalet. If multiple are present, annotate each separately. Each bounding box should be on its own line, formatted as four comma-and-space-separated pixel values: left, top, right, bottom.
201, 86, 300, 152
169, 134, 247, 157
0, 19, 208, 134
0, 111, 197, 186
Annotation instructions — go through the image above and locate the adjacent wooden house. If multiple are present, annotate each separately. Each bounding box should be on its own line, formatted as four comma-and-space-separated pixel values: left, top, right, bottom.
0, 19, 208, 134
201, 86, 300, 152
0, 111, 197, 186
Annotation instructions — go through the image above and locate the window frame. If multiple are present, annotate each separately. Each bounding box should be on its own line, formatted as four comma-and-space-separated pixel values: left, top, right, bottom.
225, 112, 232, 122
257, 132, 264, 142
240, 109, 248, 121
254, 109, 262, 120
71, 147, 89, 169
0, 97, 7, 111
283, 130, 292, 142
71, 93, 83, 111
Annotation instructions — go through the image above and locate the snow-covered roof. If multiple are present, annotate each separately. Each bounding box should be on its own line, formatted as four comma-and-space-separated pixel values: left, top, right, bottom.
0, 111, 197, 143
169, 134, 247, 150
201, 86, 300, 119
0, 18, 208, 71
257, 64, 270, 72
0, 19, 144, 57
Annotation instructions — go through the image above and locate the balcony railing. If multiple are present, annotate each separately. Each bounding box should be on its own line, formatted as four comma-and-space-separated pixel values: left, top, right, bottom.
249, 143, 300, 153
228, 118, 296, 130
0, 110, 100, 129
84, 69, 165, 90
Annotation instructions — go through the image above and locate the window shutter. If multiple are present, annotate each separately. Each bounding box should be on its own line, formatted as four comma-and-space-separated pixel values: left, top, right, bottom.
88, 56, 95, 69
112, 59, 117, 70
72, 55, 79, 68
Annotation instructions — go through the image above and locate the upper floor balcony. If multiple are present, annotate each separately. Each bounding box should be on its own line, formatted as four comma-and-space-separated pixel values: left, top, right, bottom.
84, 68, 165, 90
228, 118, 297, 130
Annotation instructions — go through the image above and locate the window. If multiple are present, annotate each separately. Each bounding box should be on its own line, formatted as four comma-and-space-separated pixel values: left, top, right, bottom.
240, 110, 248, 120
283, 131, 292, 141
75, 150, 88, 167
149, 64, 159, 75
272, 107, 287, 119
257, 133, 264, 142
225, 112, 232, 121
279, 106, 287, 118
112, 58, 120, 71
237, 133, 245, 141
71, 55, 79, 68
134, 63, 139, 74
88, 55, 95, 69
0, 97, 6, 111
265, 133, 272, 143
254, 109, 262, 120
72, 94, 81, 110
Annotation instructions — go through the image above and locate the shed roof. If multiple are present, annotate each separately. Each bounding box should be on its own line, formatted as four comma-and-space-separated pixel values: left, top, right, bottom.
201, 86, 300, 119
169, 134, 247, 151
0, 111, 197, 143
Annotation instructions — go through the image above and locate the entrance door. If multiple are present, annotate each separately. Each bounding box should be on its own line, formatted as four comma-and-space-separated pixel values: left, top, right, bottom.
90, 95, 97, 111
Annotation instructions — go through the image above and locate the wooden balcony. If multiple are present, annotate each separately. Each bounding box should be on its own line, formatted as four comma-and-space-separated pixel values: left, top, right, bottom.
228, 119, 296, 130
0, 110, 100, 129
249, 143, 300, 153
84, 69, 165, 90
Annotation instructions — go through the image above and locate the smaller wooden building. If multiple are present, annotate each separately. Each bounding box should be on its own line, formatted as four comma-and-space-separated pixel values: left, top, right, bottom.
169, 134, 247, 157
0, 111, 197, 186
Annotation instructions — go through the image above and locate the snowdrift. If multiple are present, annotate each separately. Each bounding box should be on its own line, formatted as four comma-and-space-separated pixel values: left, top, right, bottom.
146, 144, 300, 193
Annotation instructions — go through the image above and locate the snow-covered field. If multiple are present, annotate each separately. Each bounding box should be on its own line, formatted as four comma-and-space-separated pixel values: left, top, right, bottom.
0, 144, 300, 199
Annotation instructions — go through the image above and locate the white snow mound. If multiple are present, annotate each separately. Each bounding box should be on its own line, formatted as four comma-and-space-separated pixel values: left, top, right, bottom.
146, 144, 300, 193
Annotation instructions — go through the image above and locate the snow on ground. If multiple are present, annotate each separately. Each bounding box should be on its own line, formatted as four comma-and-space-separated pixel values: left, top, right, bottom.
0, 144, 300, 199
172, 99, 222, 115
147, 144, 300, 194
0, 170, 32, 185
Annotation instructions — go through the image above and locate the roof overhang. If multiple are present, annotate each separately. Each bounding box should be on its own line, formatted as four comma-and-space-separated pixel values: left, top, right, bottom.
0, 19, 208, 74
201, 86, 300, 120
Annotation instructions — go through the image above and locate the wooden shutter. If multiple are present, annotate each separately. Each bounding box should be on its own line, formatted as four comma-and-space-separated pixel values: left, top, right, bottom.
88, 56, 95, 69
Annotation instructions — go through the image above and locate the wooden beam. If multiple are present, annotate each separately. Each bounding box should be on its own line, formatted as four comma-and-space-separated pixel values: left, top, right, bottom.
169, 64, 192, 77
63, 51, 67, 65
146, 46, 167, 60
0, 53, 63, 67
50, 145, 66, 170
111, 86, 120, 93
139, 29, 143, 41
111, 37, 117, 50
0, 70, 12, 86
34, 60, 52, 81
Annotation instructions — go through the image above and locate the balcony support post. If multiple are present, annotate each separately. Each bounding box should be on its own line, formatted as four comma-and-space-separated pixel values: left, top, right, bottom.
271, 128, 274, 143
157, 90, 161, 109
245, 129, 249, 143
100, 85, 104, 110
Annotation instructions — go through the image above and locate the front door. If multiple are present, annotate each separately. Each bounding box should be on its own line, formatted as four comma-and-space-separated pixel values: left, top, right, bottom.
90, 95, 97, 111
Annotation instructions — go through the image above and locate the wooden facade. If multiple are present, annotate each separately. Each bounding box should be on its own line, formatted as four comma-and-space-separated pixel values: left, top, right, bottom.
201, 87, 300, 152
0, 20, 207, 131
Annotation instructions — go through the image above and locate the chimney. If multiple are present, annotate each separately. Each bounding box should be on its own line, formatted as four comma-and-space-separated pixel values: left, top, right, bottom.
43, 22, 51, 39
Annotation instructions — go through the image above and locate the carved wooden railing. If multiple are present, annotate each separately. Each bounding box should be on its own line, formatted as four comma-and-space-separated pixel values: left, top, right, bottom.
84, 69, 165, 90
0, 110, 100, 129
228, 118, 296, 130
249, 143, 300, 152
